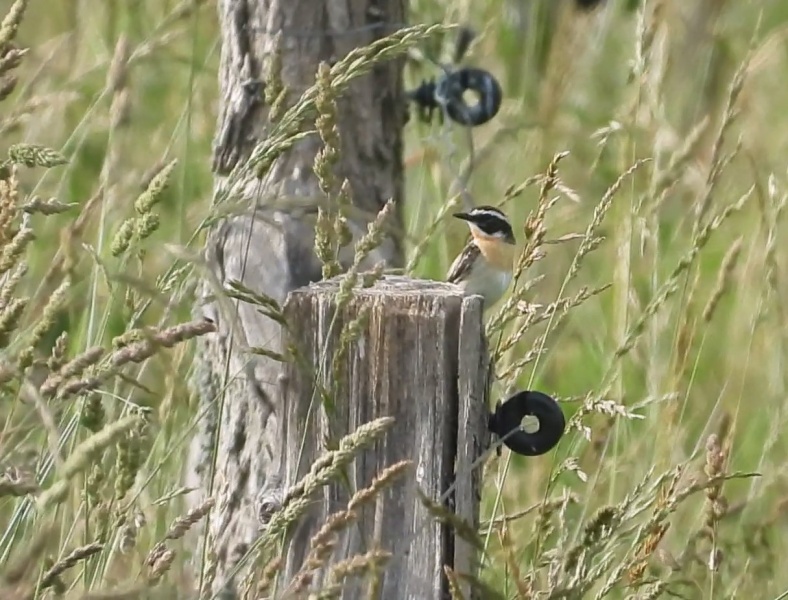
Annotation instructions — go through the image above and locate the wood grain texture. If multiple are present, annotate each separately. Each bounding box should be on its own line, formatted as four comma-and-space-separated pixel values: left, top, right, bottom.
187, 0, 406, 594
454, 295, 491, 599
280, 275, 489, 599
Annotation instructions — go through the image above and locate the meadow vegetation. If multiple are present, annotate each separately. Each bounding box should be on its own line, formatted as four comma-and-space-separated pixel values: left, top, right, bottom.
0, 0, 787, 598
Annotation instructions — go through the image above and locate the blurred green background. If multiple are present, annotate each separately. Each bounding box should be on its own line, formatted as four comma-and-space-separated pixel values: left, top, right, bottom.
3, 0, 788, 597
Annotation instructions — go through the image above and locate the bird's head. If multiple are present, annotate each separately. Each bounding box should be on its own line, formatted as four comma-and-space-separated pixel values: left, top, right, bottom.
453, 205, 516, 245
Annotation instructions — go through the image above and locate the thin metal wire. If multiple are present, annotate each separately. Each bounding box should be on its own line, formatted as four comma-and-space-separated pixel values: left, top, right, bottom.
436, 106, 478, 212
406, 26, 483, 212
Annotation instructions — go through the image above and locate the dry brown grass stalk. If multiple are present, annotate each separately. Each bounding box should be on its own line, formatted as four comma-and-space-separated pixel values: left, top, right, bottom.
37, 414, 145, 510
444, 564, 467, 600
702, 433, 729, 571
286, 460, 410, 594
38, 541, 103, 593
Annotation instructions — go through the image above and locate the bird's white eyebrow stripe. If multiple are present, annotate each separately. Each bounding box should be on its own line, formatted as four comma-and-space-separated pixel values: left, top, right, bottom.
469, 209, 506, 220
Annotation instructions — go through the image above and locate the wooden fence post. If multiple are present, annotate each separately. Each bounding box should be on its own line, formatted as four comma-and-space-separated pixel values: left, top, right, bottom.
279, 274, 490, 599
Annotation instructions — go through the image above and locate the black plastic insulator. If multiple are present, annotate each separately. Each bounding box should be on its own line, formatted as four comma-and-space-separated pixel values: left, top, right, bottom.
488, 390, 566, 457
437, 67, 502, 127
406, 67, 502, 128
575, 0, 606, 9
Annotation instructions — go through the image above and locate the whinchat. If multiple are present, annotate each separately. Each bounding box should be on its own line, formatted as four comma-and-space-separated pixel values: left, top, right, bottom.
446, 205, 516, 308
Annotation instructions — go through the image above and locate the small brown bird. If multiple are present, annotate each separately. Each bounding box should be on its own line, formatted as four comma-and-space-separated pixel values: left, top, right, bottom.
446, 205, 516, 308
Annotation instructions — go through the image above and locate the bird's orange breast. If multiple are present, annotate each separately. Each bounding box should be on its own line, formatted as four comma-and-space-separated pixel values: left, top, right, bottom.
473, 235, 516, 271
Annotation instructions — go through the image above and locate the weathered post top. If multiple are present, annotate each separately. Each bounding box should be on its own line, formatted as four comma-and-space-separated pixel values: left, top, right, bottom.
280, 274, 490, 599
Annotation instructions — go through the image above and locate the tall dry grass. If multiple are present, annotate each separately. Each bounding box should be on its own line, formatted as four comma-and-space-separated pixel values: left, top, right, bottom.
0, 0, 787, 598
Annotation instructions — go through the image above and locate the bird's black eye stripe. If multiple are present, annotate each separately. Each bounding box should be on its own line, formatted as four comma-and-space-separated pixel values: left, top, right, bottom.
474, 214, 513, 237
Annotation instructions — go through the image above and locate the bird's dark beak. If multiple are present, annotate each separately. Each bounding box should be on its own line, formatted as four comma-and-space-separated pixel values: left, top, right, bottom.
452, 212, 472, 222
505, 232, 517, 245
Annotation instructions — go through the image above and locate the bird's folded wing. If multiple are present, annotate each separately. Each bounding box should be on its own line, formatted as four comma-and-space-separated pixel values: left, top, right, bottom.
446, 242, 480, 284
